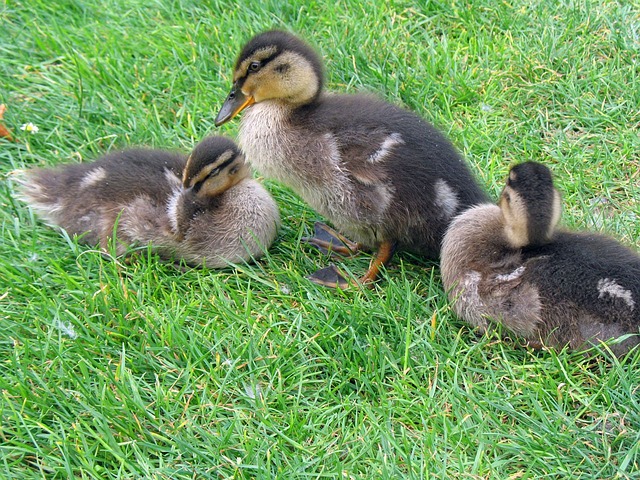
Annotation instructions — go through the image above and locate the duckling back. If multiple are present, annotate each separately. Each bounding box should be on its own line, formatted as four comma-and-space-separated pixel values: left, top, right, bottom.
20, 149, 184, 247
441, 163, 640, 357
520, 231, 640, 355
241, 91, 489, 257
219, 30, 489, 260
18, 139, 280, 267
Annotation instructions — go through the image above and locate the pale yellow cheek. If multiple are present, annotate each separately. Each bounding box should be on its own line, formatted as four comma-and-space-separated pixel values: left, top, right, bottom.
500, 199, 530, 248
549, 190, 562, 232
241, 77, 257, 97
254, 75, 290, 103
239, 52, 320, 105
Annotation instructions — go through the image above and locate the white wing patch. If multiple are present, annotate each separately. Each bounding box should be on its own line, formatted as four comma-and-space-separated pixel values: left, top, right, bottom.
434, 178, 459, 218
368, 133, 404, 163
164, 167, 182, 188
79, 167, 107, 190
597, 278, 635, 310
166, 188, 183, 234
496, 266, 526, 282
462, 271, 483, 307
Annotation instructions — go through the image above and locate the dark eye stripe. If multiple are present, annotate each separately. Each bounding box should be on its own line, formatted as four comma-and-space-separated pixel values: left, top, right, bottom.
243, 52, 279, 77
191, 156, 239, 191
212, 156, 237, 175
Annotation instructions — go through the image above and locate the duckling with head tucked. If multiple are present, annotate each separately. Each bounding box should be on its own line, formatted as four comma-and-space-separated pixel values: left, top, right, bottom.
215, 30, 489, 287
441, 161, 640, 357
19, 136, 280, 267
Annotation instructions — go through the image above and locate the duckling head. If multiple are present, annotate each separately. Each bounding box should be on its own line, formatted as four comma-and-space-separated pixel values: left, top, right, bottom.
182, 136, 250, 198
215, 30, 324, 126
499, 162, 562, 248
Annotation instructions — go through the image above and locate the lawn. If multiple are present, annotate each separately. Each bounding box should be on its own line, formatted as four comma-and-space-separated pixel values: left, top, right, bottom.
1, 0, 639, 478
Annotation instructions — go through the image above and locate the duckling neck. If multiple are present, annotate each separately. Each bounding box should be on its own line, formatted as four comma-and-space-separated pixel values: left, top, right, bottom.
444, 204, 520, 268
238, 100, 342, 193
238, 102, 294, 179
168, 188, 224, 236
238, 99, 369, 239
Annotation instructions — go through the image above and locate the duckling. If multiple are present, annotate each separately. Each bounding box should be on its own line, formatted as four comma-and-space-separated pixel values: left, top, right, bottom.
18, 136, 280, 268
215, 30, 489, 287
441, 161, 640, 357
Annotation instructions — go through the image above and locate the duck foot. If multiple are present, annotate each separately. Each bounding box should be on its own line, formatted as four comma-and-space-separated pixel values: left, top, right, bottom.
302, 222, 361, 257
307, 264, 352, 289
307, 240, 398, 289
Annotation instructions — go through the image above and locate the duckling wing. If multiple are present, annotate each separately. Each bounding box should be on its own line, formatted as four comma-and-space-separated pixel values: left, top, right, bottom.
335, 127, 403, 225
522, 232, 640, 325
88, 150, 185, 204
302, 95, 408, 185
335, 127, 398, 183
307, 105, 413, 227
118, 197, 175, 243
483, 266, 526, 294
20, 149, 186, 248
477, 264, 544, 339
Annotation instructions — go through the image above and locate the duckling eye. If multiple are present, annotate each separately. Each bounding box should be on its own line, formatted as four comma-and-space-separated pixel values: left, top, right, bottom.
503, 192, 511, 203
248, 61, 261, 72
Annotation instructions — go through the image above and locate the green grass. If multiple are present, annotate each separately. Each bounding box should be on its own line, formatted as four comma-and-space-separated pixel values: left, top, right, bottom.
1, 0, 639, 478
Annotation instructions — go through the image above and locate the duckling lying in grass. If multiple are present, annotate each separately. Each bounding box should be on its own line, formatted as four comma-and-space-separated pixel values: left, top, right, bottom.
441, 161, 640, 357
215, 30, 489, 287
18, 136, 280, 267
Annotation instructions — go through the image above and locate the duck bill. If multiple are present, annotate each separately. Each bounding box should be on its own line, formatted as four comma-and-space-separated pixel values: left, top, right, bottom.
215, 88, 255, 126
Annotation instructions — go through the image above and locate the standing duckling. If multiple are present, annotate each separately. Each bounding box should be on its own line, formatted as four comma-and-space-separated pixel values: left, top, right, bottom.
441, 161, 640, 357
215, 30, 488, 287
19, 136, 280, 268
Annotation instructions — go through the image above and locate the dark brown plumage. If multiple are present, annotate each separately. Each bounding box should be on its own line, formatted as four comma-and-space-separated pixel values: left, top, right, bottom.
18, 136, 280, 267
215, 30, 489, 287
441, 161, 640, 357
